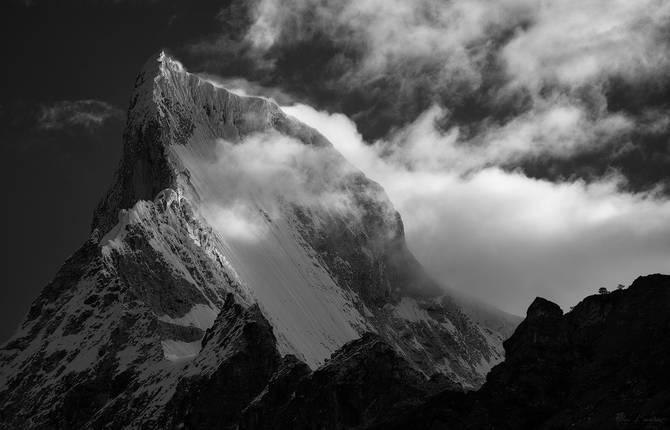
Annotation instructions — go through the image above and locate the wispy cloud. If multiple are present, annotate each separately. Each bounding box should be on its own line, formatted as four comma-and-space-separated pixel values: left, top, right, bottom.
244, 0, 670, 93
281, 102, 670, 314
501, 0, 670, 90
173, 128, 383, 244
199, 75, 295, 105
38, 100, 123, 131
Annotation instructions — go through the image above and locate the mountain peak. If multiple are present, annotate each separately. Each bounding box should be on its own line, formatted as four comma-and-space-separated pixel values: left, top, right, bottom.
526, 297, 563, 319
157, 50, 185, 73
0, 52, 518, 428
89, 53, 514, 383
91, 52, 325, 236
135, 50, 185, 85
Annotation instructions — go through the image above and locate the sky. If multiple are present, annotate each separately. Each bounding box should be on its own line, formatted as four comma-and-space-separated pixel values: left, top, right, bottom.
1, 0, 669, 342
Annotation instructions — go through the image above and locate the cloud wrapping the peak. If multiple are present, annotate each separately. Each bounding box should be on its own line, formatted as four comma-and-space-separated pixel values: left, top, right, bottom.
184, 0, 670, 312
282, 103, 670, 314
174, 130, 368, 242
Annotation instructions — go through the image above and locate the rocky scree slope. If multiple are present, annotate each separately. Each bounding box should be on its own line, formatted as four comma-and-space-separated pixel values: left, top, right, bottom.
0, 52, 517, 429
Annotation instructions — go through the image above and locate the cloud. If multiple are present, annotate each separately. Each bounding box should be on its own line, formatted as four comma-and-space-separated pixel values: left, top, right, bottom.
282, 102, 670, 315
245, 0, 670, 92
198, 75, 296, 105
501, 0, 670, 90
396, 101, 635, 170
170, 1, 670, 312
174, 130, 366, 242
283, 95, 635, 175
191, 0, 670, 193
38, 100, 123, 131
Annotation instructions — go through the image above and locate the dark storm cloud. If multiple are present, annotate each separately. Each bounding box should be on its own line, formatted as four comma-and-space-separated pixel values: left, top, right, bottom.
280, 102, 670, 316
188, 0, 533, 141
37, 100, 124, 132
184, 0, 670, 194
517, 105, 670, 194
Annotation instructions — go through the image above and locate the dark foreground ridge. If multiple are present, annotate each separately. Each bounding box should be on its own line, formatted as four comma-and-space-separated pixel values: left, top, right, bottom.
149, 273, 670, 429
371, 273, 670, 430
222, 274, 669, 430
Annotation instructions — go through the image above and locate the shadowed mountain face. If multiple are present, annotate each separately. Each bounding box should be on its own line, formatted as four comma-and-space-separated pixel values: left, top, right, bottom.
372, 274, 670, 430
0, 53, 518, 429
216, 274, 668, 430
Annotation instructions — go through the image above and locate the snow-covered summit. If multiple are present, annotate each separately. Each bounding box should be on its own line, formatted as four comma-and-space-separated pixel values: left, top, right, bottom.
0, 52, 519, 428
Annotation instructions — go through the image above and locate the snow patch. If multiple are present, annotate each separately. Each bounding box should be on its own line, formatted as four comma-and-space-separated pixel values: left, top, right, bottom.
100, 201, 153, 256
158, 304, 218, 330
161, 340, 201, 362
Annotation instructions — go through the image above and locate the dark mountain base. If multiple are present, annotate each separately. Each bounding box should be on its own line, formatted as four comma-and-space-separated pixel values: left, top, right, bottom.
235, 274, 670, 430
2, 273, 667, 429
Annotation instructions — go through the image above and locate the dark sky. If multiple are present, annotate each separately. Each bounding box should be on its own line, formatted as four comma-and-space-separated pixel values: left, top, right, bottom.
1, 0, 227, 342
2, 0, 669, 342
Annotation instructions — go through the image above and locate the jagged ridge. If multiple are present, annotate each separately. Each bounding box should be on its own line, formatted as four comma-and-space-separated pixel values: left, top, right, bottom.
377, 274, 670, 429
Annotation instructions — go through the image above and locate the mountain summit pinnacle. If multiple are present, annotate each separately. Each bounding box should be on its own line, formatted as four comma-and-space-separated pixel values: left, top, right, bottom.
157, 50, 185, 71
0, 53, 518, 429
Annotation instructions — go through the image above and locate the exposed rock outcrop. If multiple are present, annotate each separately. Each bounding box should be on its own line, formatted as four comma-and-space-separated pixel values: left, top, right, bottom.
162, 295, 282, 429
240, 333, 456, 430
379, 274, 670, 430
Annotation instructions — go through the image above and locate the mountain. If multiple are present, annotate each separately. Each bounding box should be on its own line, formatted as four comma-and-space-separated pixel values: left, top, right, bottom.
374, 274, 670, 430
0, 52, 517, 429
225, 274, 668, 430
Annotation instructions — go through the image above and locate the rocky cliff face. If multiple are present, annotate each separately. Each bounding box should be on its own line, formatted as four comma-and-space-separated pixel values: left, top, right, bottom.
376, 274, 670, 430
0, 52, 516, 429
239, 332, 454, 430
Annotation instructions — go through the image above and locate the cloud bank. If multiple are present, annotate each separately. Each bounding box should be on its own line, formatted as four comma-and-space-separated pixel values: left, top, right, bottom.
194, 0, 670, 192
183, 0, 670, 313
175, 130, 366, 243
282, 103, 670, 315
